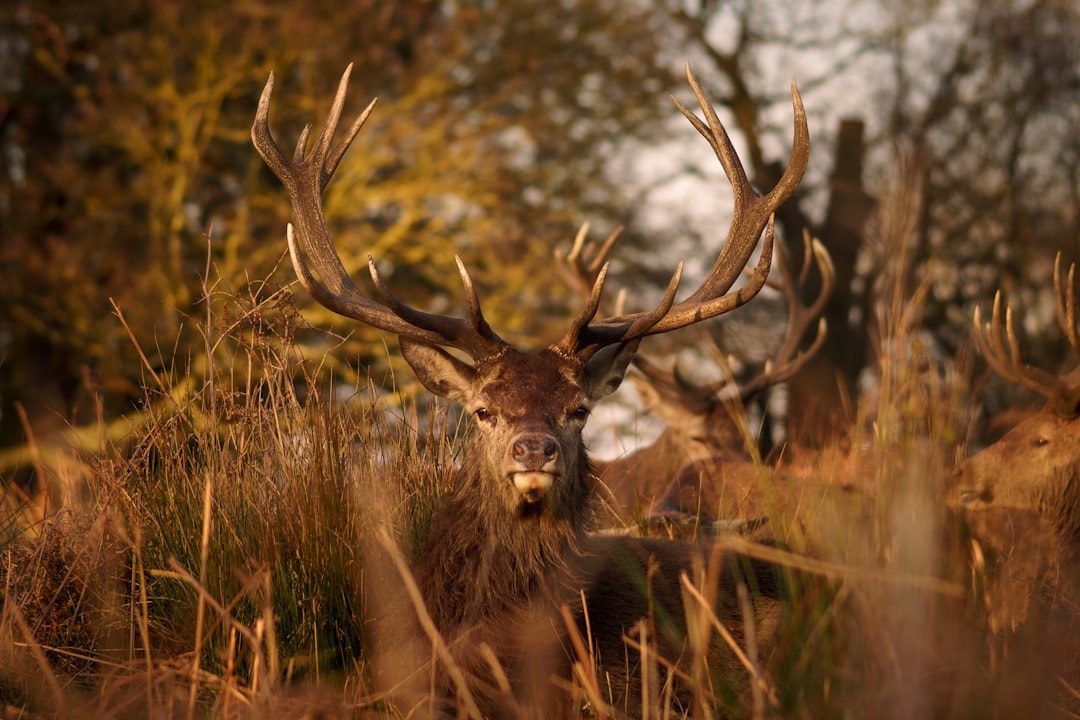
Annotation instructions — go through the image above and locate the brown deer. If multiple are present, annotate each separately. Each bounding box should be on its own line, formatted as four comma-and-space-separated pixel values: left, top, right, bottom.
954, 253, 1080, 631
559, 228, 833, 524
951, 254, 1080, 714
252, 63, 808, 717
958, 254, 1080, 543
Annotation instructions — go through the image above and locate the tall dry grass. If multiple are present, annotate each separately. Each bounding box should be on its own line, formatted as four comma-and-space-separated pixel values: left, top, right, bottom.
1, 247, 1078, 718
0, 273, 460, 718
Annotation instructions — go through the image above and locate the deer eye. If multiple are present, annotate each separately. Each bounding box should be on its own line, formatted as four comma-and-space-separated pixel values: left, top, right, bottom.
475, 407, 495, 425
1034, 436, 1050, 447
569, 406, 590, 422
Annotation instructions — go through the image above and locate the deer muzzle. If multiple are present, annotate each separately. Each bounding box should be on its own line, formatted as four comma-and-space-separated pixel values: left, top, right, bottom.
509, 433, 561, 500
950, 463, 992, 507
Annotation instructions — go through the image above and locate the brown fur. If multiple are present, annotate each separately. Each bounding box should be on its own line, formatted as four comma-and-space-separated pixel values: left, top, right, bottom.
593, 231, 834, 527
596, 370, 753, 522
643, 448, 877, 548
953, 409, 1080, 637
954, 412, 1080, 547
398, 344, 787, 716
956, 264, 1080, 712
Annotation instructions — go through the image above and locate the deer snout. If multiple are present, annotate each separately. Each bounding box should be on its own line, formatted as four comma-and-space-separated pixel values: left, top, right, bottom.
513, 435, 558, 466
950, 463, 991, 507
508, 433, 561, 499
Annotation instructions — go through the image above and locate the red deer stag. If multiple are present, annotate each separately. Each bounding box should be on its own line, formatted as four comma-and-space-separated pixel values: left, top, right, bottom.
955, 254, 1080, 631
560, 228, 833, 524
959, 254, 1080, 544
253, 63, 808, 717
953, 254, 1080, 713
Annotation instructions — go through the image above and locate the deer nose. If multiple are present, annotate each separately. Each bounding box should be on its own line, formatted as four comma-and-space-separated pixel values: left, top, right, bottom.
511, 434, 559, 469
950, 464, 990, 505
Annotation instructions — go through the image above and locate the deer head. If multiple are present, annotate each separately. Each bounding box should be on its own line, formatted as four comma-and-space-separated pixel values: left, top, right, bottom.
252, 63, 809, 521
957, 254, 1080, 543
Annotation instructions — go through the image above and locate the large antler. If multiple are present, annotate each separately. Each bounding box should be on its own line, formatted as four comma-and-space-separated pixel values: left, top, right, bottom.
254, 62, 808, 363
973, 253, 1080, 417
633, 230, 834, 404
252, 64, 509, 361
556, 64, 809, 359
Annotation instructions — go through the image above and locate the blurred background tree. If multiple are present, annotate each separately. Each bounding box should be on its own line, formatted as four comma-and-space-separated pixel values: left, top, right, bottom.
870, 0, 1080, 422
0, 0, 677, 448
3, 0, 1080, 458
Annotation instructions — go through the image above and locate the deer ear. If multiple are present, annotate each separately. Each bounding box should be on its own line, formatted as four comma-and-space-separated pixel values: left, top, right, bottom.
399, 338, 477, 404
583, 340, 640, 402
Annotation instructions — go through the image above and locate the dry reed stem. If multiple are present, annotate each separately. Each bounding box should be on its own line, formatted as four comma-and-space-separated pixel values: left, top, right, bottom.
679, 573, 777, 710
1061, 675, 1080, 704
2, 592, 64, 713
13, 404, 46, 510
560, 603, 611, 719
109, 298, 176, 409
116, 519, 156, 695
737, 584, 766, 720
164, 560, 270, 696
188, 475, 214, 720
618, 632, 690, 691
636, 619, 652, 716
260, 572, 280, 686
477, 643, 513, 697
716, 535, 964, 597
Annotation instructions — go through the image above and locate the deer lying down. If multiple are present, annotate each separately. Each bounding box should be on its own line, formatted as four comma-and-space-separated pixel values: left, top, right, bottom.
253, 62, 808, 717
556, 223, 835, 526
953, 254, 1080, 633
945, 254, 1080, 716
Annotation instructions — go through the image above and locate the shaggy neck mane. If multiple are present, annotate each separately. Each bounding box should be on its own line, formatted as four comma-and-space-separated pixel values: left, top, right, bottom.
1050, 466, 1080, 552
415, 435, 595, 634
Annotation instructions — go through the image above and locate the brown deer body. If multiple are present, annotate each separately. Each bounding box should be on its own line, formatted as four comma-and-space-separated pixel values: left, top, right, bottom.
595, 358, 761, 521
253, 63, 809, 716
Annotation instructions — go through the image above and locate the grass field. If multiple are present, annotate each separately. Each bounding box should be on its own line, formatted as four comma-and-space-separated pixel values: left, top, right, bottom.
2, 283, 1079, 719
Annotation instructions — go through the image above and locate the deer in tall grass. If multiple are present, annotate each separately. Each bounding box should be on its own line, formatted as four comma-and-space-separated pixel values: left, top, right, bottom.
958, 255, 1080, 540
953, 255, 1080, 626
947, 254, 1080, 715
253, 63, 809, 717
559, 228, 833, 526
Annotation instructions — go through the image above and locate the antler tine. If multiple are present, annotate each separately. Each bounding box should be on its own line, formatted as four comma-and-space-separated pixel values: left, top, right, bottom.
255, 66, 507, 360
1051, 253, 1080, 410
972, 292, 1062, 402
560, 65, 807, 358
677, 66, 810, 303
1053, 252, 1080, 351
660, 230, 832, 403
732, 232, 833, 402
554, 223, 624, 311
561, 259, 687, 356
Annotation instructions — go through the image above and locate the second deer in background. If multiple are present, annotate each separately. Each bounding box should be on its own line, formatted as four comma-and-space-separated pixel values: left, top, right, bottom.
558, 227, 834, 525
954, 253, 1080, 631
